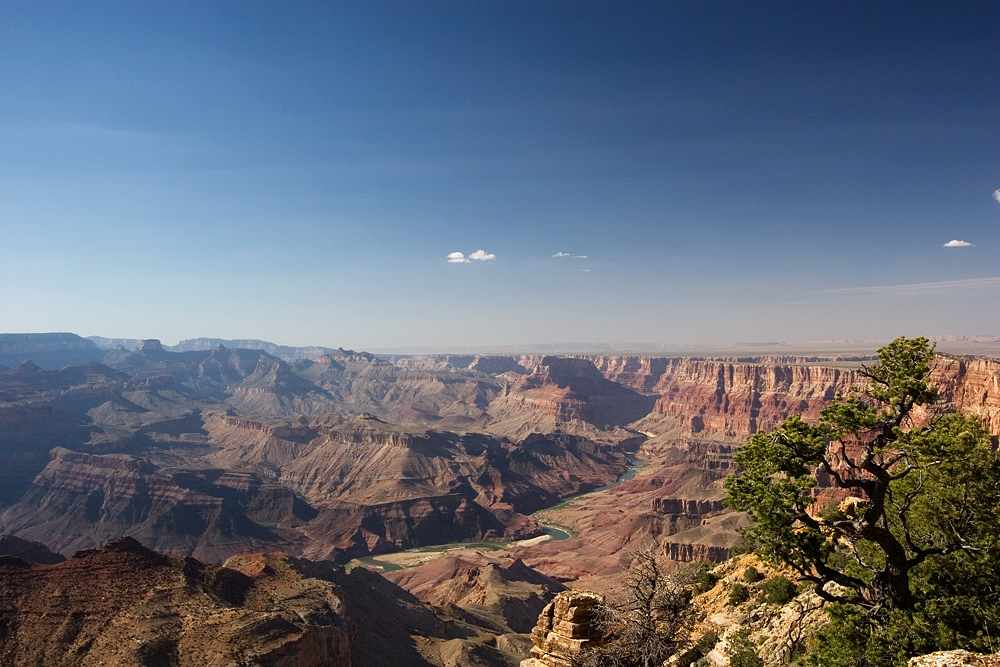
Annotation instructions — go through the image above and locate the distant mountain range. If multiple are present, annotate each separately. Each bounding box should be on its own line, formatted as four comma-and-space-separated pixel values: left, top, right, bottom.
0, 333, 365, 371
88, 336, 345, 361
3, 331, 999, 373
0, 333, 105, 370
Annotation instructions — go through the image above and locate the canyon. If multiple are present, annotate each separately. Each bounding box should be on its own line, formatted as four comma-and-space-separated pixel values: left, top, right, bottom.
0, 535, 553, 667
3, 333, 1000, 664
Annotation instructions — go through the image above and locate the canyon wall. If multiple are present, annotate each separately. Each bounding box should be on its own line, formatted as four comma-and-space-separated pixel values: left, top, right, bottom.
922, 356, 1000, 434
642, 359, 855, 439
583, 354, 1000, 443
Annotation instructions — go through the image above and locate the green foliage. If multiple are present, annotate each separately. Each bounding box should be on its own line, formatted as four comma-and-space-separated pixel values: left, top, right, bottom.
817, 501, 847, 523
760, 575, 797, 605
801, 604, 872, 667
727, 629, 765, 667
696, 631, 720, 654
682, 562, 719, 596
692, 570, 719, 596
743, 566, 764, 583
724, 336, 1000, 664
728, 582, 751, 606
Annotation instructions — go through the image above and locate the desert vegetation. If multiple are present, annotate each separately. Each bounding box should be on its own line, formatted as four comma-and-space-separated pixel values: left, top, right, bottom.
726, 337, 1000, 665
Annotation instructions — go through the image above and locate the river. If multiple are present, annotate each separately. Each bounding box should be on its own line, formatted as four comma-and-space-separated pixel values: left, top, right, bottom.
354, 454, 642, 572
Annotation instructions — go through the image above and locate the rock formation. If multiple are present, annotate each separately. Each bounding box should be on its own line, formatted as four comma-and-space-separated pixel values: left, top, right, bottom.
488, 356, 657, 435
921, 356, 1000, 434
385, 552, 566, 633
520, 590, 605, 667
0, 537, 353, 667
0, 534, 65, 564
0, 332, 104, 370
0, 535, 548, 667
908, 651, 1000, 666
0, 447, 294, 561
676, 554, 829, 667
637, 359, 856, 439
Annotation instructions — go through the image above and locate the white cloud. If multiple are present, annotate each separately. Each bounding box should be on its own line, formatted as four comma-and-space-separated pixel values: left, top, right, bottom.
551, 252, 570, 258
573, 255, 588, 259
580, 268, 590, 272
993, 189, 1000, 204
943, 240, 973, 247
448, 249, 494, 263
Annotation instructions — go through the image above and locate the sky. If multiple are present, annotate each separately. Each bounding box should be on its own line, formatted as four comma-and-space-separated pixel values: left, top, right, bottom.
1, 1, 998, 351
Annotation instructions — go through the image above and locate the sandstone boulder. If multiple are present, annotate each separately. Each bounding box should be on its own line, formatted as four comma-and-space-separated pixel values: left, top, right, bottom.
521, 590, 605, 667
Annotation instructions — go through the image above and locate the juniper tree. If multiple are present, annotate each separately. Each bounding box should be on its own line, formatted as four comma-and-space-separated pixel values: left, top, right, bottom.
725, 337, 1000, 660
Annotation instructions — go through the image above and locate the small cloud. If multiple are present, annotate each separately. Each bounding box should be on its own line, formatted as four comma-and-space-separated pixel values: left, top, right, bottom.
943, 240, 973, 247
551, 252, 570, 258
469, 249, 495, 261
580, 268, 590, 272
573, 255, 588, 259
447, 251, 470, 263
993, 189, 1000, 203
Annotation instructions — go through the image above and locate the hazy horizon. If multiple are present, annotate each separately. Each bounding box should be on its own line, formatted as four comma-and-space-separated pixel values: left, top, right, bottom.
16, 330, 997, 361
2, 2, 998, 348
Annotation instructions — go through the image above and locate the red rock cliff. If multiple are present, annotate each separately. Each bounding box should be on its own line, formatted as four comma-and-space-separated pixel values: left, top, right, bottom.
638, 359, 855, 440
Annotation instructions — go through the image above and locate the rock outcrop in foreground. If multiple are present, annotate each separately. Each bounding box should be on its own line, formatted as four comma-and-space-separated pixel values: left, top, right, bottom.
908, 651, 1000, 666
0, 537, 352, 667
0, 536, 548, 667
521, 590, 605, 667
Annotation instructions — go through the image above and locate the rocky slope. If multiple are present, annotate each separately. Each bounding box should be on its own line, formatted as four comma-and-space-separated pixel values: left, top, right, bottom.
0, 537, 550, 667
0, 447, 300, 561
908, 652, 1000, 666
0, 534, 65, 564
0, 537, 353, 667
385, 552, 567, 634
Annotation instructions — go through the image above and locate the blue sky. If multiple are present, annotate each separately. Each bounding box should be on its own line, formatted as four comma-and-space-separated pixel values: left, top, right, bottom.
1, 1, 998, 349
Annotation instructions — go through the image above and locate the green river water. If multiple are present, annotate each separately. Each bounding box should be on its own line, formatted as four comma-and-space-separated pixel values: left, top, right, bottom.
355, 454, 640, 573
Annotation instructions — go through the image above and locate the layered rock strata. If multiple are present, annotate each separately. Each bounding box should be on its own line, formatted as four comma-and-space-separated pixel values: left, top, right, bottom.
521, 590, 605, 667
489, 356, 657, 434
0, 448, 294, 562
640, 360, 856, 439
922, 356, 1000, 434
